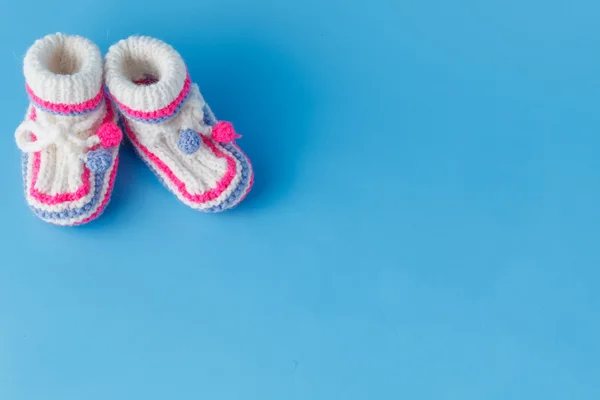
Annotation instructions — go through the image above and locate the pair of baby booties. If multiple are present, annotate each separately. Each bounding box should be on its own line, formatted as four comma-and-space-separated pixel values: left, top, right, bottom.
14, 33, 254, 226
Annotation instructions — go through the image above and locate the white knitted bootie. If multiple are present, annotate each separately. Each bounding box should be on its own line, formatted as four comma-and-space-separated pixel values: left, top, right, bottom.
104, 36, 253, 212
14, 33, 122, 225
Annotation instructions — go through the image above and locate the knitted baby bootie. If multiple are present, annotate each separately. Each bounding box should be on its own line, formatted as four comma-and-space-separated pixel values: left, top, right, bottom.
14, 34, 122, 225
104, 36, 253, 212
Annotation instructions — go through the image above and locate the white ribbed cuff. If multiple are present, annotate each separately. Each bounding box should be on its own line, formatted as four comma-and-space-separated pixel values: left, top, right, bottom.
104, 36, 189, 120
24, 33, 103, 108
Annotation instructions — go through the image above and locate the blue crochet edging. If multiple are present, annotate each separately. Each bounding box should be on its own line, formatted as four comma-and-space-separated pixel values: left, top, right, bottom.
206, 141, 252, 212
201, 104, 252, 211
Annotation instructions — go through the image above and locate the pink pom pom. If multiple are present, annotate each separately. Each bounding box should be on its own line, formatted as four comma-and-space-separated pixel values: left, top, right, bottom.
97, 122, 123, 148
211, 121, 241, 143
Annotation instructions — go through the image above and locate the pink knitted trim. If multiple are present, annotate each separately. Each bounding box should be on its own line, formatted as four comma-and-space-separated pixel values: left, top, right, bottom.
26, 84, 103, 114
30, 151, 92, 204
28, 97, 115, 205
123, 120, 238, 203
110, 73, 192, 120
73, 156, 119, 226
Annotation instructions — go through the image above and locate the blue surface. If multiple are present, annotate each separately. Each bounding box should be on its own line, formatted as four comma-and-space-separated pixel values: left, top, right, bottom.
1, 1, 599, 399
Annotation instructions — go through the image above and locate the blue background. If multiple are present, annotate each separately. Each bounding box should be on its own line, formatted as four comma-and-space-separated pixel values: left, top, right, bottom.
1, 0, 599, 398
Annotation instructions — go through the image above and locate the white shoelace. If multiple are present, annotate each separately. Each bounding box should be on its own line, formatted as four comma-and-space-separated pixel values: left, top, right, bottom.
15, 109, 103, 165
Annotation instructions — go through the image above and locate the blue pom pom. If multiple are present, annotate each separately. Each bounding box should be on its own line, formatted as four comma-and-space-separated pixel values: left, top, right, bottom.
86, 149, 112, 173
178, 129, 201, 154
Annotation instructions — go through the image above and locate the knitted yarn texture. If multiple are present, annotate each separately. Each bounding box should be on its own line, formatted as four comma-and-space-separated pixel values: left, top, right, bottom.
14, 33, 121, 225
105, 36, 253, 211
